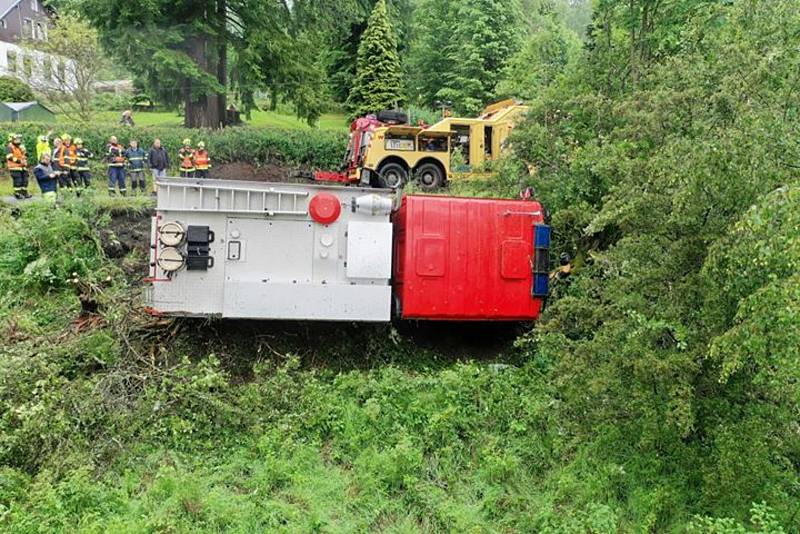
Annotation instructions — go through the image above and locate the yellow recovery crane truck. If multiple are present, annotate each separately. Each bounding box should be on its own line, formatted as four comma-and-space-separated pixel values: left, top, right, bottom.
314, 99, 529, 190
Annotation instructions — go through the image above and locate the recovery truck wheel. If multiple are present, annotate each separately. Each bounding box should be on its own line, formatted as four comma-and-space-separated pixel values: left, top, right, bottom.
415, 163, 444, 191
377, 162, 408, 189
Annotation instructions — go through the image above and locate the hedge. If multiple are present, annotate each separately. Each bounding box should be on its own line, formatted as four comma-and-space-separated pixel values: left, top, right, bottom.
0, 122, 348, 171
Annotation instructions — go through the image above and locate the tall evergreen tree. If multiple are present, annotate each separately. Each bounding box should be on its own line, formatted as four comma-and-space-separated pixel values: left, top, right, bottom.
324, 0, 413, 105
347, 0, 404, 118
409, 0, 522, 115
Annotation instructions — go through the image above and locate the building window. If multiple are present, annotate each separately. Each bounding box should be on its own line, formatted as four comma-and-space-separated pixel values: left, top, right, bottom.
42, 56, 51, 81
35, 22, 43, 40
22, 55, 32, 78
6, 50, 17, 73
31, 0, 38, 12
0, 19, 6, 29
22, 18, 32, 39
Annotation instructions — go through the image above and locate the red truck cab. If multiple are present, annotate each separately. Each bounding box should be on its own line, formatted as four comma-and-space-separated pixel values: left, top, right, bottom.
393, 194, 549, 321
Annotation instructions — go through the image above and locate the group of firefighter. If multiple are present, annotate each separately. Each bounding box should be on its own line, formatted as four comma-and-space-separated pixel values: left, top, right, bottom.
5, 133, 212, 201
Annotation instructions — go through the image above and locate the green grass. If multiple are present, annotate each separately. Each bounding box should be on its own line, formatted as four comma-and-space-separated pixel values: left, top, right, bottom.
60, 109, 348, 131
0, 169, 157, 198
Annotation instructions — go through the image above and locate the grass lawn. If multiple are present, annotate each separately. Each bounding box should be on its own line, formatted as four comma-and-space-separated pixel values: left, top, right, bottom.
63, 109, 348, 131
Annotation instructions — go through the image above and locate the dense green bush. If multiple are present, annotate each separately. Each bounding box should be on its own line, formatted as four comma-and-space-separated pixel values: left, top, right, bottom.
0, 76, 34, 102
506, 0, 800, 528
1, 122, 347, 170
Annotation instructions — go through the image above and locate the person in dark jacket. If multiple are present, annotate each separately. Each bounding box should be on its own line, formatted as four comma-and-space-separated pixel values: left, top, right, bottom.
33, 152, 58, 203
148, 138, 169, 195
148, 138, 168, 177
74, 137, 93, 188
125, 139, 146, 193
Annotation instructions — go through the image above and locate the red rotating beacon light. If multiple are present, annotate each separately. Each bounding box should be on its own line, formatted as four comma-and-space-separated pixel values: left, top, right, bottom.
308, 193, 342, 225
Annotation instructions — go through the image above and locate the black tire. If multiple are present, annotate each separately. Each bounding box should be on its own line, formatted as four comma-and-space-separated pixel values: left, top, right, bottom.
376, 109, 408, 124
415, 163, 444, 190
377, 162, 408, 189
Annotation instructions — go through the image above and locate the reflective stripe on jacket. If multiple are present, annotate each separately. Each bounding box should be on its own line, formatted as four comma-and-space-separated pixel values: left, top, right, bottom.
107, 143, 125, 167
6, 143, 27, 170
75, 148, 93, 171
125, 147, 146, 170
57, 144, 77, 169
179, 148, 195, 171
194, 150, 210, 170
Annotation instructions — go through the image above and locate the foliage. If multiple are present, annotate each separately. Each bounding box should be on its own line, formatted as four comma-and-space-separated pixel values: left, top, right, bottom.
20, 14, 105, 122
496, 16, 582, 100
0, 76, 35, 102
346, 0, 405, 118
408, 0, 522, 114
322, 0, 412, 105
76, 0, 358, 127
688, 503, 787, 534
507, 0, 800, 527
91, 92, 137, 113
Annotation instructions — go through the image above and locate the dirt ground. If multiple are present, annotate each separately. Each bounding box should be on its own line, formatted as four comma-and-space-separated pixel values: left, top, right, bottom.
99, 208, 152, 279
211, 161, 310, 183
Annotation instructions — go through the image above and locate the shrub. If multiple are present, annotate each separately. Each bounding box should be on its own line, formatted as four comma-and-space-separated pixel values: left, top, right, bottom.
2, 122, 347, 170
0, 76, 34, 102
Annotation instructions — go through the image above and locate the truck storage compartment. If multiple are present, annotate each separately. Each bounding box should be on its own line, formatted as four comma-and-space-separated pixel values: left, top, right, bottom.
393, 194, 548, 321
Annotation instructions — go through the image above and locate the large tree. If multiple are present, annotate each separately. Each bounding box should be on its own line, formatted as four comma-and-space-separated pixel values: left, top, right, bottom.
346, 0, 404, 118
78, 0, 352, 128
323, 0, 412, 105
408, 0, 522, 115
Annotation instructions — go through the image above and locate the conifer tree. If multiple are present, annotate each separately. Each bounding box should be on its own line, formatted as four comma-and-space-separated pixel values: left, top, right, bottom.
347, 0, 404, 118
409, 0, 521, 115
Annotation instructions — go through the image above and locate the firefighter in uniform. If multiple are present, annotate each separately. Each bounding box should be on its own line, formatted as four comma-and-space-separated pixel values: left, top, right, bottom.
178, 138, 195, 177
36, 130, 52, 162
194, 141, 210, 178
56, 134, 79, 194
6, 133, 30, 199
125, 139, 146, 193
106, 135, 127, 195
74, 138, 93, 188
50, 137, 65, 189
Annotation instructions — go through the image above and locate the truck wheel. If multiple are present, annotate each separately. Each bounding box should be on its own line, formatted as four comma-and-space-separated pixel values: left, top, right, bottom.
377, 163, 408, 189
415, 163, 444, 190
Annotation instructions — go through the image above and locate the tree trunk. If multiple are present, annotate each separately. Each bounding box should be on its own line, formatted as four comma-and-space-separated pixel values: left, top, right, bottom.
183, 30, 225, 129
216, 0, 227, 125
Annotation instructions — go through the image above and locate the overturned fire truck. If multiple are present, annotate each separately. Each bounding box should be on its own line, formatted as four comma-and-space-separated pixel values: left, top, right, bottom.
145, 178, 550, 322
